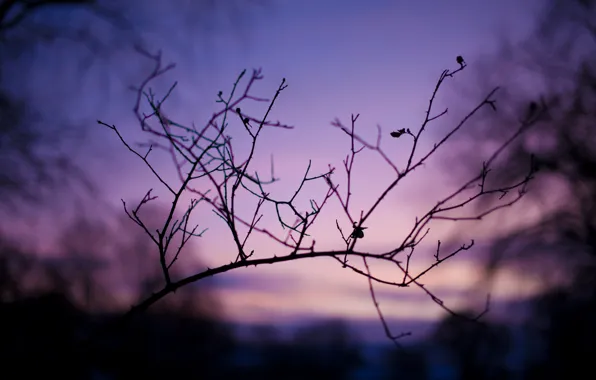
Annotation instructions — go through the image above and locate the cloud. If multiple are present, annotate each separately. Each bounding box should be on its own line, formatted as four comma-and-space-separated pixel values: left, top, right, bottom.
213, 252, 546, 328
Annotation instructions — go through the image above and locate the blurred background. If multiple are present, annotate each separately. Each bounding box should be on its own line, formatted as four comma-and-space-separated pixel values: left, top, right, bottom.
1, 0, 594, 378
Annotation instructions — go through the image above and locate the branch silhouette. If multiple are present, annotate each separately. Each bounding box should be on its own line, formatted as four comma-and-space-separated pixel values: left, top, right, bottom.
96, 48, 540, 346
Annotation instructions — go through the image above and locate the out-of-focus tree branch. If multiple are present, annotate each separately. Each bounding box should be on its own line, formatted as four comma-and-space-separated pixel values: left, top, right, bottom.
439, 2, 596, 375
445, 0, 596, 286
0, 0, 266, 213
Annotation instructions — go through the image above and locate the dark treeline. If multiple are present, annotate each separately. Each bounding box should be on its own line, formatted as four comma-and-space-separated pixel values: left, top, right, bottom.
0, 208, 367, 379
0, 245, 363, 379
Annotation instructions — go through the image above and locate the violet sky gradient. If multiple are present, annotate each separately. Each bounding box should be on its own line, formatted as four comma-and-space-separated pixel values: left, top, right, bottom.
11, 0, 548, 341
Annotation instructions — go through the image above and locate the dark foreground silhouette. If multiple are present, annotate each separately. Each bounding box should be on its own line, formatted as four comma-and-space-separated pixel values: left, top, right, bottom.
0, 291, 366, 380
1, 286, 594, 380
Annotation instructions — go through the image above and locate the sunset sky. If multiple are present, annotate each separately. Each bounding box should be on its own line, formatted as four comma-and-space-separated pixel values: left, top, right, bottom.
11, 0, 548, 342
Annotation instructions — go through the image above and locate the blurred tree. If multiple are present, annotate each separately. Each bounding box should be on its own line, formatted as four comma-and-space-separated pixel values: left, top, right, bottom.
430, 312, 512, 380
0, 0, 266, 213
445, 0, 596, 377
0, 292, 88, 378
447, 0, 596, 273
292, 319, 363, 375
255, 319, 364, 380
382, 344, 428, 380
0, 200, 233, 378
522, 288, 596, 379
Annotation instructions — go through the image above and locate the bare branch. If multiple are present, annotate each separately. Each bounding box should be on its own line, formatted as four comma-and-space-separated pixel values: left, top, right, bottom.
95, 51, 538, 346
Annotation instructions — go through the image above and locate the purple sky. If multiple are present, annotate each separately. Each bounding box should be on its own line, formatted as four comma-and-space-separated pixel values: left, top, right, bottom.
10, 0, 548, 342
